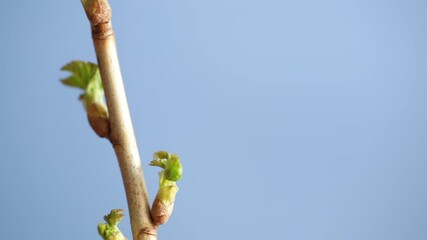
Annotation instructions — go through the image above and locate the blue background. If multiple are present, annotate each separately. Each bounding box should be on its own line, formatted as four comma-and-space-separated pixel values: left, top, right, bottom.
1, 1, 427, 239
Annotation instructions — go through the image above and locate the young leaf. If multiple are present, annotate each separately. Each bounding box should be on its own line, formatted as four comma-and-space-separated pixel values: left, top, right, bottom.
61, 61, 110, 138
61, 61, 99, 89
150, 151, 168, 169
150, 151, 183, 181
61, 61, 104, 109
98, 209, 127, 240
164, 154, 183, 181
150, 151, 183, 225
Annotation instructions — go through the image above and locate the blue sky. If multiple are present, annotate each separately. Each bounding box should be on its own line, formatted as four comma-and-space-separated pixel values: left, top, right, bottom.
1, 1, 427, 239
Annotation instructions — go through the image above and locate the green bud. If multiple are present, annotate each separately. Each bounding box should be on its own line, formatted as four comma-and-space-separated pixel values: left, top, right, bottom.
98, 223, 107, 237
150, 151, 183, 225
164, 154, 183, 181
150, 151, 183, 182
97, 209, 127, 240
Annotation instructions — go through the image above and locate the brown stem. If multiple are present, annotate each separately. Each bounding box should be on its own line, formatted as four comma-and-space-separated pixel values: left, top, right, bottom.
81, 1, 158, 239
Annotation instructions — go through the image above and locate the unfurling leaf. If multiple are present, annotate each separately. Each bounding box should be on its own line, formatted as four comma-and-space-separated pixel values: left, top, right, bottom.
164, 154, 183, 181
150, 151, 183, 225
150, 151, 183, 182
61, 61, 99, 90
60, 61, 104, 109
60, 61, 110, 138
149, 151, 169, 168
98, 209, 127, 240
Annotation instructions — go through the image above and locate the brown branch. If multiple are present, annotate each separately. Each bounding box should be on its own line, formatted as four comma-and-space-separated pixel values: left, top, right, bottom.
81, 1, 157, 239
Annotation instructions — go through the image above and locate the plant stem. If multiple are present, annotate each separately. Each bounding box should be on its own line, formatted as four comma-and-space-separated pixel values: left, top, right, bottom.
81, 1, 157, 239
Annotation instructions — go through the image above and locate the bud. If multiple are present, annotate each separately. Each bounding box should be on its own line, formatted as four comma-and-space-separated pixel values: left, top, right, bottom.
87, 101, 110, 138
150, 152, 183, 181
98, 209, 127, 240
81, 0, 112, 25
164, 154, 183, 181
151, 184, 179, 225
60, 61, 110, 138
149, 151, 183, 225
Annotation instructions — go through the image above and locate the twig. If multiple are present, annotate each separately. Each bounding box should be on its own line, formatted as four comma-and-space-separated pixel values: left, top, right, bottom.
81, 1, 157, 239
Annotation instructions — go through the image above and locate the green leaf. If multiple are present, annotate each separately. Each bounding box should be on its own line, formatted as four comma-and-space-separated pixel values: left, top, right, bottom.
60, 61, 100, 89
103, 209, 125, 227
164, 154, 183, 181
150, 158, 168, 169
60, 61, 105, 109
60, 60, 110, 137
150, 151, 169, 169
150, 151, 183, 182
154, 151, 170, 161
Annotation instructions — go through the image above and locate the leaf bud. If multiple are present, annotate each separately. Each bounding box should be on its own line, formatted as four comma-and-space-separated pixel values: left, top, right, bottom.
97, 209, 127, 240
151, 184, 179, 225
87, 101, 110, 138
164, 154, 183, 181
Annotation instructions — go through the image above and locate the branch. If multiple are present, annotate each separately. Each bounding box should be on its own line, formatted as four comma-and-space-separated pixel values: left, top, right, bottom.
80, 1, 157, 239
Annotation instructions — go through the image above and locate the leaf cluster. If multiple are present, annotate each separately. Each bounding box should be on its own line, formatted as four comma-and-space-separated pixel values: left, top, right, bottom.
61, 61, 104, 109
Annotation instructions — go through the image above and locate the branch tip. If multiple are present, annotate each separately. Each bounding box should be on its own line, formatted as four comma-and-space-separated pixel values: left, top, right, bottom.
81, 0, 112, 26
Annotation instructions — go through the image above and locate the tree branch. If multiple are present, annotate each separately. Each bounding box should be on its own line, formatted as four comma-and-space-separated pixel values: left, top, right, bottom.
81, 1, 157, 239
